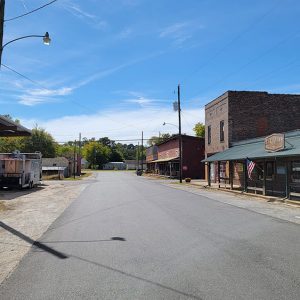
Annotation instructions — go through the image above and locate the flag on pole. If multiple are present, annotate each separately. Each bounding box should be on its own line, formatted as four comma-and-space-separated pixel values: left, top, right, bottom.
247, 158, 256, 180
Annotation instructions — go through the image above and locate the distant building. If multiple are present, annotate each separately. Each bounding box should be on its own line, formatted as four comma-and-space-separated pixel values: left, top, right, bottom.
103, 162, 126, 170
42, 157, 71, 178
124, 160, 137, 170
146, 135, 205, 179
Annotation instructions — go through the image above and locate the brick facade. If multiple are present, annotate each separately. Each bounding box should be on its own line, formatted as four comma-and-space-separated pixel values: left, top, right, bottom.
146, 135, 205, 179
205, 91, 300, 157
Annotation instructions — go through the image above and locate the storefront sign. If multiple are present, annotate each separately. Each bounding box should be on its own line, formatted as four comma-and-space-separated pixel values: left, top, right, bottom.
183, 166, 188, 171
265, 133, 285, 152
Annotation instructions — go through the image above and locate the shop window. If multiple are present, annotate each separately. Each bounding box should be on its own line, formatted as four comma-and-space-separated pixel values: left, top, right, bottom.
208, 125, 211, 144
220, 120, 224, 142
291, 161, 300, 182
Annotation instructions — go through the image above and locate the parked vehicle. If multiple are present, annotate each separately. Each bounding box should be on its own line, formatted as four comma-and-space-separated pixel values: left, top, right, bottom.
0, 151, 42, 189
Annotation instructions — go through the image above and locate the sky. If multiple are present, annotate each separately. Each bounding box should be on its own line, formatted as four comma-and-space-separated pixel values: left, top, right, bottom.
1, 0, 300, 143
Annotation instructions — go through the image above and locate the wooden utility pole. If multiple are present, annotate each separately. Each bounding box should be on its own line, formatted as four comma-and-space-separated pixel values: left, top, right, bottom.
73, 140, 76, 179
0, 0, 5, 67
178, 84, 183, 183
141, 131, 144, 174
137, 142, 140, 172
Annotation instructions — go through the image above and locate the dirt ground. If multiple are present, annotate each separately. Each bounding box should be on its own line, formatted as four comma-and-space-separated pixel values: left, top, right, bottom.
0, 176, 93, 284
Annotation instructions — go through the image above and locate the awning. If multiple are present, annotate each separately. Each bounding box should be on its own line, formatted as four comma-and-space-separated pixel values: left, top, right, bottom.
150, 156, 179, 163
0, 115, 31, 137
203, 131, 300, 162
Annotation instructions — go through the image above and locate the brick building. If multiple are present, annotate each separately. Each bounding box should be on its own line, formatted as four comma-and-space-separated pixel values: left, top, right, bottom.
205, 90, 300, 157
203, 91, 300, 199
146, 135, 205, 179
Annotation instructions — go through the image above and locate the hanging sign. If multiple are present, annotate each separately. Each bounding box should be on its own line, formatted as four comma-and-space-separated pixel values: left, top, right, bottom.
265, 133, 285, 152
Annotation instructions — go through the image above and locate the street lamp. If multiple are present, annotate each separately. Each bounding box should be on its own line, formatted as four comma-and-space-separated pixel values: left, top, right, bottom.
0, 32, 51, 66
163, 122, 178, 128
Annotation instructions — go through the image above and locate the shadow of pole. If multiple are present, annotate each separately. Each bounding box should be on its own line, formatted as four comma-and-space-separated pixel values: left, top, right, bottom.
71, 254, 204, 300
0, 221, 68, 259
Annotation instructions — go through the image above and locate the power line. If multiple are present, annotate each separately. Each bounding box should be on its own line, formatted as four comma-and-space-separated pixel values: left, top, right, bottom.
180, 0, 283, 86
5, 0, 58, 22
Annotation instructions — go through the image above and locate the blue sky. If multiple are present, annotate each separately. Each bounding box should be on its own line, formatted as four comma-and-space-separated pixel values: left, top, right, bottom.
1, 0, 300, 142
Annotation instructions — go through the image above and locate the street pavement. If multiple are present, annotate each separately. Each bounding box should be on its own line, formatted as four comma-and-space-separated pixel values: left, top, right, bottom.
0, 171, 300, 300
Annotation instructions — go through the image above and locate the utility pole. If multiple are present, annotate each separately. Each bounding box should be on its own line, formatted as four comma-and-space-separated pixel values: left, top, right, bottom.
78, 132, 81, 175
141, 131, 144, 174
178, 84, 183, 183
73, 140, 76, 179
0, 0, 5, 67
137, 142, 140, 173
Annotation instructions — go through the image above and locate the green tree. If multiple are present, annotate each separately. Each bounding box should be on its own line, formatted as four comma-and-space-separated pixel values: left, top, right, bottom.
193, 122, 205, 137
147, 133, 171, 146
0, 137, 24, 153
56, 144, 75, 159
82, 141, 111, 169
110, 149, 124, 162
22, 127, 57, 157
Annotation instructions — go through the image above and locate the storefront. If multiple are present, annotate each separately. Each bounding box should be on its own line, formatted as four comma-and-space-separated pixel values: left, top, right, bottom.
203, 131, 300, 199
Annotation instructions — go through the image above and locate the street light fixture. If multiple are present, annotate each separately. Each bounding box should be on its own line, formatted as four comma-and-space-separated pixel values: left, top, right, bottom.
0, 32, 51, 66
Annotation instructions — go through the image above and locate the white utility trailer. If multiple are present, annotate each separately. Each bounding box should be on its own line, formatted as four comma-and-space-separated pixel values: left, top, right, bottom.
0, 151, 42, 189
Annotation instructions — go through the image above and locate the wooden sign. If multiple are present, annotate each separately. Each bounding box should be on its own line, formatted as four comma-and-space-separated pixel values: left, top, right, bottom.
265, 133, 285, 152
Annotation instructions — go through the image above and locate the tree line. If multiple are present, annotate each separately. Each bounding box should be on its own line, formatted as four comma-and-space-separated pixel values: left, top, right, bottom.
0, 116, 205, 169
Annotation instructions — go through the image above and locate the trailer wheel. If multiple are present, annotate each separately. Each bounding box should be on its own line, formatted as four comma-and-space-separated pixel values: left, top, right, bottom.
29, 181, 33, 189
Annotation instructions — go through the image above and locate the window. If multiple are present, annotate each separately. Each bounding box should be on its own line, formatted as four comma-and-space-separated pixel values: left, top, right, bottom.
266, 161, 275, 178
208, 125, 211, 144
291, 161, 300, 182
220, 120, 224, 142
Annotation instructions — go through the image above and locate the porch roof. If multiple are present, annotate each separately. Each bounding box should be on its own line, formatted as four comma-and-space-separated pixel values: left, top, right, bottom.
150, 156, 179, 163
0, 115, 31, 137
203, 130, 300, 162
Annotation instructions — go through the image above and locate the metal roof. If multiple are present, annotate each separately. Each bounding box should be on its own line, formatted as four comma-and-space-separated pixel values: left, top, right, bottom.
0, 115, 31, 137
203, 130, 300, 162
151, 156, 179, 163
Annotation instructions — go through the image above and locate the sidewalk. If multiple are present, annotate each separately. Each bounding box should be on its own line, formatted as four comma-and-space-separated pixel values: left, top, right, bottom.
144, 175, 300, 225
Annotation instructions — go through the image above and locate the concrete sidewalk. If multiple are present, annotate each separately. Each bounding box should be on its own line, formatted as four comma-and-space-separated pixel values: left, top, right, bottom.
144, 175, 300, 225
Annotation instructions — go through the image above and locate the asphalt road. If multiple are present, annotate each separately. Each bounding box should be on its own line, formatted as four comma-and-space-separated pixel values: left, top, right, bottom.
0, 172, 300, 300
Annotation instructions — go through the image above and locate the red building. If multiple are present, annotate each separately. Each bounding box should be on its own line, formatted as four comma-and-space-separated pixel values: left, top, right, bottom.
146, 135, 205, 179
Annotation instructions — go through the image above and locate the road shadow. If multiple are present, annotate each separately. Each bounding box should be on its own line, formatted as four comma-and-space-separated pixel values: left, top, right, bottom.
70, 254, 204, 300
0, 185, 47, 201
42, 237, 126, 244
0, 221, 68, 259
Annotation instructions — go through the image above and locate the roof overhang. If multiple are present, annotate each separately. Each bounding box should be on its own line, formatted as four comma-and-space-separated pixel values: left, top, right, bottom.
203, 131, 300, 162
150, 156, 179, 163
0, 115, 31, 137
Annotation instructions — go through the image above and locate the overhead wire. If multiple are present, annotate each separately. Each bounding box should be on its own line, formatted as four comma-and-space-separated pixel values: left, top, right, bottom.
5, 0, 58, 22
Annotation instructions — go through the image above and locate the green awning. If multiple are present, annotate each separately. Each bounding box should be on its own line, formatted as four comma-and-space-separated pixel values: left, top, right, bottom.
203, 131, 300, 162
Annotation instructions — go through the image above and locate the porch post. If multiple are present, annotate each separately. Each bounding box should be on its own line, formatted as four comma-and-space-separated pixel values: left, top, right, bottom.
285, 160, 290, 199
217, 161, 221, 188
243, 160, 248, 192
208, 162, 211, 187
229, 161, 234, 190
263, 160, 267, 196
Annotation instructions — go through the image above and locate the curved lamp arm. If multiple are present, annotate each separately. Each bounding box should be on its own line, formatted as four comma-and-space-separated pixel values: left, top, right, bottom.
2, 32, 51, 50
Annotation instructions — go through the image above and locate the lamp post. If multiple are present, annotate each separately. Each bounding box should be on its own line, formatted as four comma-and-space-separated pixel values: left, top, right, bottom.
0, 32, 51, 67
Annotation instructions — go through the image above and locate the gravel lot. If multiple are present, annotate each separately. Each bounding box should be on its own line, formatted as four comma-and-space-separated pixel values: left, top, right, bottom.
0, 176, 93, 284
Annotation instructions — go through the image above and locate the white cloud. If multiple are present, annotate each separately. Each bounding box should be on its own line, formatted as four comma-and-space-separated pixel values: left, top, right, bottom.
159, 21, 204, 46
20, 107, 205, 143
60, 0, 107, 30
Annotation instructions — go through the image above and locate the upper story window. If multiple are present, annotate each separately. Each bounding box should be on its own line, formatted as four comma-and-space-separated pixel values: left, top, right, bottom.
220, 120, 224, 142
208, 125, 211, 144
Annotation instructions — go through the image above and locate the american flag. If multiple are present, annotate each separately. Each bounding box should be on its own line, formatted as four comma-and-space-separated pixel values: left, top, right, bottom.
247, 158, 256, 180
